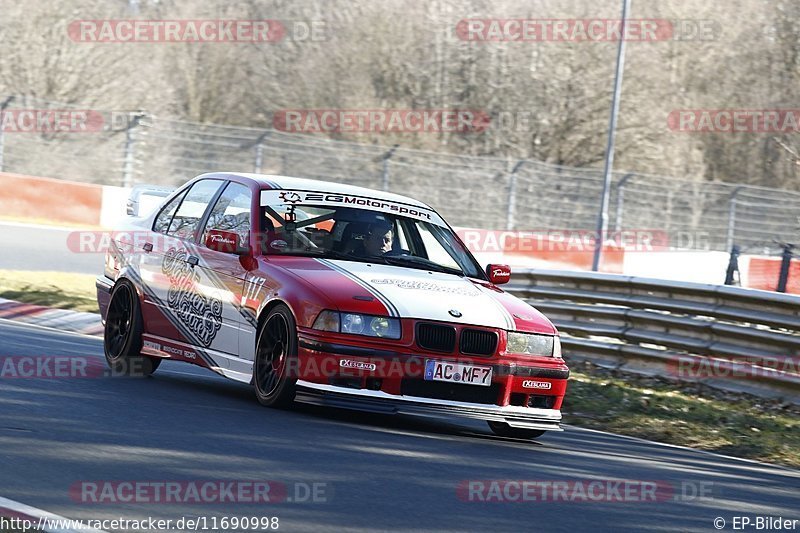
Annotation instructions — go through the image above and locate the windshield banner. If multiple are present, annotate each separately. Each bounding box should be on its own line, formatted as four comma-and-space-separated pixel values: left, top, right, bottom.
260, 190, 445, 226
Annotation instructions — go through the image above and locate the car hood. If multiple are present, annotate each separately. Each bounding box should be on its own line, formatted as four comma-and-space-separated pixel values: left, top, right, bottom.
289, 258, 556, 334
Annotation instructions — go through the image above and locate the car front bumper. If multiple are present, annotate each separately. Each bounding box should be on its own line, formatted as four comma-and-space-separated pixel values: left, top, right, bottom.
295, 380, 563, 431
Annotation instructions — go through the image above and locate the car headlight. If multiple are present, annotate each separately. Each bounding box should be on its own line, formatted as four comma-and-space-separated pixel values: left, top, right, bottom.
313, 310, 401, 339
506, 331, 557, 357
312, 310, 340, 332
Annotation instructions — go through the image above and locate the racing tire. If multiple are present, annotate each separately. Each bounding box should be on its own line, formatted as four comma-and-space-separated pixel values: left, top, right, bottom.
253, 304, 298, 408
104, 280, 161, 376
487, 421, 546, 440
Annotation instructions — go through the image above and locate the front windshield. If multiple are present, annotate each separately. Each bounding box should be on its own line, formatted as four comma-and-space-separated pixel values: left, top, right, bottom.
259, 198, 482, 279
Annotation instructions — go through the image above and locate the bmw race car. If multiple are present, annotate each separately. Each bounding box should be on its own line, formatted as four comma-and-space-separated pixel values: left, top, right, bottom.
96, 173, 569, 439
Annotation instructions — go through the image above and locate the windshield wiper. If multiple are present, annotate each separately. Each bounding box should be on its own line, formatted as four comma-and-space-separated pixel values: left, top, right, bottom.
381, 255, 464, 276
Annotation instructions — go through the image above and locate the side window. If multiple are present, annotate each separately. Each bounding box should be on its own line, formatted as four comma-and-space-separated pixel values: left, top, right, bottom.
167, 180, 225, 241
152, 190, 187, 234
201, 183, 253, 249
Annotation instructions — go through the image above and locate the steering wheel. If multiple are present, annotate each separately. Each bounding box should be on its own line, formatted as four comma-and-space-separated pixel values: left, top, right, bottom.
384, 249, 410, 257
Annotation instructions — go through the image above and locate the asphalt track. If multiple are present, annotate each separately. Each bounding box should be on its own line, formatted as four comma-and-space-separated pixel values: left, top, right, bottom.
0, 222, 100, 274
1, 320, 799, 532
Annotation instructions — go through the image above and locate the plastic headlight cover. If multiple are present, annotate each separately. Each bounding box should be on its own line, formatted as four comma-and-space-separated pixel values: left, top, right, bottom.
341, 313, 365, 334
312, 310, 340, 332
368, 316, 401, 339
553, 336, 562, 358
313, 310, 400, 339
506, 332, 555, 356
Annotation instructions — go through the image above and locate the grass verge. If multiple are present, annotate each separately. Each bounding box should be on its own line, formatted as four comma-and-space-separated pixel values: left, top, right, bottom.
563, 361, 800, 468
0, 270, 98, 313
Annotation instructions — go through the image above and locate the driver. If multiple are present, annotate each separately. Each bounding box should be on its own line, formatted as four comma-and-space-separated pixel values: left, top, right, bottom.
363, 221, 394, 256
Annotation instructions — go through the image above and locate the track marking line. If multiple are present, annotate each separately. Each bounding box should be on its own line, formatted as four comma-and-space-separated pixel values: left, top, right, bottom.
564, 425, 800, 475
0, 317, 102, 341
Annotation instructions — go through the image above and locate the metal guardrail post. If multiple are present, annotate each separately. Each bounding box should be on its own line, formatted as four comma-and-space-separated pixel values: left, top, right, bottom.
726, 186, 744, 253
614, 173, 634, 232
505, 160, 526, 230
251, 131, 270, 174
592, 0, 630, 272
724, 244, 741, 285
121, 113, 145, 188
776, 243, 795, 293
254, 143, 264, 174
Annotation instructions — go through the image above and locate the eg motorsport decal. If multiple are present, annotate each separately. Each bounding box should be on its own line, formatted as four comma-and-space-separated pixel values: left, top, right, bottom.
162, 247, 223, 347
300, 193, 431, 220
261, 190, 443, 225
279, 191, 302, 204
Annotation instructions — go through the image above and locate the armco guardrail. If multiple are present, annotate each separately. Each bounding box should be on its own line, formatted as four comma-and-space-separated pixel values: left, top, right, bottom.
506, 270, 800, 401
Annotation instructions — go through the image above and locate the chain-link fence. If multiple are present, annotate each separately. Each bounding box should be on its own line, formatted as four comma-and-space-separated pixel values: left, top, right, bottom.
1, 94, 799, 252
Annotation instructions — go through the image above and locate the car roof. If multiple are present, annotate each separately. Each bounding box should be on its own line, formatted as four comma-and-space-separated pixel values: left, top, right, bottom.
197, 172, 432, 209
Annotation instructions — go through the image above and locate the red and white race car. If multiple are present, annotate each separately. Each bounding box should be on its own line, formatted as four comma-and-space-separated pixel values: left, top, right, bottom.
96, 173, 569, 439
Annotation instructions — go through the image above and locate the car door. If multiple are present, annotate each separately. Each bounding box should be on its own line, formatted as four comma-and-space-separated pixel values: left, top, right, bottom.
195, 181, 258, 375
139, 179, 227, 354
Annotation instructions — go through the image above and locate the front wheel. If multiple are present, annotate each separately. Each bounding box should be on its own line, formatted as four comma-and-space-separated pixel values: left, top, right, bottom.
487, 421, 546, 440
104, 280, 160, 376
253, 304, 298, 408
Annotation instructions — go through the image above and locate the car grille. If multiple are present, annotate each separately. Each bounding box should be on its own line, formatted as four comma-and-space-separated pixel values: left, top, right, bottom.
401, 379, 500, 404
416, 323, 456, 352
460, 329, 498, 356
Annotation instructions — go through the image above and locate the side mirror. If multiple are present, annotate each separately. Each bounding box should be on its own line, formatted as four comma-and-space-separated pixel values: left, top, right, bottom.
486, 264, 511, 285
206, 229, 250, 256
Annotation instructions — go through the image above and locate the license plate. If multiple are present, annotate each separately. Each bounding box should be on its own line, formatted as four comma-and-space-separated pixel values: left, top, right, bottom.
424, 360, 493, 387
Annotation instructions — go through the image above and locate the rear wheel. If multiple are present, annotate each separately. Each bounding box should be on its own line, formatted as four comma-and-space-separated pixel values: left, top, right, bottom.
104, 280, 160, 376
253, 304, 298, 408
487, 421, 546, 440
